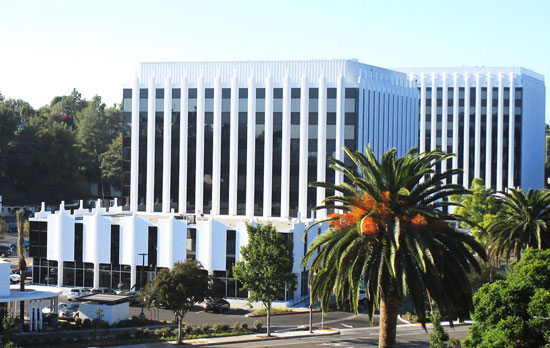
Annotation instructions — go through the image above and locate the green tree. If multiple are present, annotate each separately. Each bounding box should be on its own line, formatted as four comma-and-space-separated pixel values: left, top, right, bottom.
487, 188, 550, 263
464, 249, 550, 348
303, 147, 486, 348
233, 223, 297, 337
148, 260, 211, 344
0, 219, 7, 242
451, 178, 499, 243
430, 312, 453, 348
99, 133, 122, 193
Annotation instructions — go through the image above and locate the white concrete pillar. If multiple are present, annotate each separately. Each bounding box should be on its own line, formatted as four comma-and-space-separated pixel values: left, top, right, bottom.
373, 74, 380, 155
146, 77, 155, 212
93, 262, 100, 289
245, 75, 256, 217
263, 75, 273, 217
130, 264, 137, 291
335, 74, 345, 186
431, 73, 437, 151
57, 262, 63, 287
316, 75, 327, 219
497, 73, 504, 191
485, 74, 493, 188
179, 77, 188, 213
463, 74, 471, 187
195, 76, 205, 213
162, 77, 172, 213
130, 76, 140, 212
474, 73, 482, 179
228, 76, 239, 216
419, 73, 426, 153
298, 76, 309, 218
441, 74, 448, 177
280, 75, 291, 218
452, 73, 459, 184
29, 300, 33, 332
39, 299, 43, 331
508, 73, 516, 188
212, 75, 222, 215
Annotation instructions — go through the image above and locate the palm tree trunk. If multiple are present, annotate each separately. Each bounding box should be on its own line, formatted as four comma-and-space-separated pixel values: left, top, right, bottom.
378, 294, 398, 348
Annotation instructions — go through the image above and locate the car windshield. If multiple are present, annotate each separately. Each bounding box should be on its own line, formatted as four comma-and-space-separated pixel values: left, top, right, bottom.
65, 304, 79, 311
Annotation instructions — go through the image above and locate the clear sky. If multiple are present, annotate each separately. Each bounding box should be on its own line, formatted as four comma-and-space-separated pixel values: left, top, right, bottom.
1, 0, 548, 120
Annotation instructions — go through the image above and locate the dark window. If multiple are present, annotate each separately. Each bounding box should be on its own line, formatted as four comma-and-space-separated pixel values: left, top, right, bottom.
140, 89, 148, 98
123, 89, 132, 98
187, 228, 196, 260
148, 227, 157, 267
111, 225, 120, 264
74, 223, 83, 262
156, 89, 164, 98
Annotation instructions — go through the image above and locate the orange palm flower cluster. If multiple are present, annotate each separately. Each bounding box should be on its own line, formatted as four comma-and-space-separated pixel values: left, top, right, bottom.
361, 216, 378, 236
411, 214, 428, 227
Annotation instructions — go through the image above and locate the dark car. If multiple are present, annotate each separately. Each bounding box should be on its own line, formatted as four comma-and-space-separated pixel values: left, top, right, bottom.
205, 299, 230, 313
10, 241, 29, 251
0, 246, 11, 257
58, 303, 80, 321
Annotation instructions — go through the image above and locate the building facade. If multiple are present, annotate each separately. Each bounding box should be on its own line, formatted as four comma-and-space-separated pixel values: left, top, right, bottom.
30, 60, 419, 303
395, 67, 546, 191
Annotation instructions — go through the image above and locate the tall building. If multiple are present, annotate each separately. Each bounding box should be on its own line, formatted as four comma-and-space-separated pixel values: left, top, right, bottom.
30, 60, 418, 302
121, 60, 419, 218
395, 67, 546, 191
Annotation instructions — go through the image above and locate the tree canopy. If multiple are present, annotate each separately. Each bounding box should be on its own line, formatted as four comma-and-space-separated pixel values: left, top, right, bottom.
464, 249, 550, 348
233, 222, 297, 336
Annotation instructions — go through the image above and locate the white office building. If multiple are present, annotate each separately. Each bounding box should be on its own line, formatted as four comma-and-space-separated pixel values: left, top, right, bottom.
396, 67, 546, 191
29, 60, 419, 303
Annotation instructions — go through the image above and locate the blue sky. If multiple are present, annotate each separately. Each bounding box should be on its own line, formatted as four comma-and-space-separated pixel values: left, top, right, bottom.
1, 0, 548, 120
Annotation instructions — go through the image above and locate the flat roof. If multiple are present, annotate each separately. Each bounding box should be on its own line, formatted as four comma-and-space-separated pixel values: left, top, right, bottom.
76, 293, 132, 305
0, 286, 62, 303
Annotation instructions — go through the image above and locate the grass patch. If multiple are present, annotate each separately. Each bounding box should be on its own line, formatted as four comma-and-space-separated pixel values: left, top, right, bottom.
249, 307, 294, 316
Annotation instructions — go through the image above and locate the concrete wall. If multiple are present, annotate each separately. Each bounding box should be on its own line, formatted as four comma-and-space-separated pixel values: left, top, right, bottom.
78, 302, 129, 325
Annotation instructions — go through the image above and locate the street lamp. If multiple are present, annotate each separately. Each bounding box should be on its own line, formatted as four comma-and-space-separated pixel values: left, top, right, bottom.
138, 253, 147, 317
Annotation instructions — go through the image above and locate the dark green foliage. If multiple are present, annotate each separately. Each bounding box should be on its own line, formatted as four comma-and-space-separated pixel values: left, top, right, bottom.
488, 189, 550, 263
430, 312, 453, 348
253, 320, 262, 331
464, 249, 550, 348
233, 222, 297, 336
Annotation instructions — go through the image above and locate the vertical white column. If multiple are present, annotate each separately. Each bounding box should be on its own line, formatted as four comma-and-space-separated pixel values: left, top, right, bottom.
39, 300, 43, 331
93, 261, 100, 288
29, 300, 33, 331
485, 74, 493, 188
452, 74, 459, 184
298, 75, 309, 218
178, 77, 188, 213
508, 73, 516, 188
474, 73, 482, 179
441, 75, 448, 176
497, 73, 504, 191
34, 300, 38, 331
162, 77, 172, 213
130, 76, 140, 212
335, 74, 345, 186
463, 74, 471, 187
431, 73, 437, 151
212, 75, 222, 215
280, 75, 291, 218
195, 77, 205, 213
146, 77, 155, 212
316, 76, 327, 219
357, 73, 364, 152
263, 75, 273, 217
373, 74, 380, 154
419, 73, 426, 153
245, 75, 256, 217
229, 76, 238, 216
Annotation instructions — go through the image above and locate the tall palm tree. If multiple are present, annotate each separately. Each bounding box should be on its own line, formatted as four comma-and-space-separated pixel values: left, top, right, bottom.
302, 147, 486, 348
16, 209, 26, 322
488, 188, 550, 263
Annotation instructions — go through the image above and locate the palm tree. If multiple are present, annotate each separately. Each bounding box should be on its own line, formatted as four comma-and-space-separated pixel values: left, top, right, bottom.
487, 188, 550, 263
16, 209, 27, 322
302, 147, 486, 348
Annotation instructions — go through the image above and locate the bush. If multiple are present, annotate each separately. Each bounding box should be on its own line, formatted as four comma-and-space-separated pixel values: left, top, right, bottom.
82, 318, 92, 328
2, 316, 17, 333
135, 328, 151, 338
240, 322, 248, 331
200, 324, 210, 334
253, 320, 262, 331
213, 323, 223, 333
183, 324, 193, 335
221, 323, 230, 332
154, 327, 173, 338
232, 321, 241, 331
3, 341, 21, 348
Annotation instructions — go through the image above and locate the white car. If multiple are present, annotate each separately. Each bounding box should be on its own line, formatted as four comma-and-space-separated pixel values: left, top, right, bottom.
9, 273, 20, 284
67, 288, 90, 301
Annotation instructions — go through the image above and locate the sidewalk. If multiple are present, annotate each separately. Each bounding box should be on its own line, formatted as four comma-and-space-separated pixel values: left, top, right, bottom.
182, 329, 339, 346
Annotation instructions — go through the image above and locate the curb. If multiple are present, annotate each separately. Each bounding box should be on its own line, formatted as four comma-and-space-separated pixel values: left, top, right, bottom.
246, 309, 326, 318
182, 329, 340, 346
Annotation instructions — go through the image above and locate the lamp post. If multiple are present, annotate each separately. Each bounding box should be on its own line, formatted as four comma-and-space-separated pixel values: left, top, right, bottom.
138, 253, 147, 317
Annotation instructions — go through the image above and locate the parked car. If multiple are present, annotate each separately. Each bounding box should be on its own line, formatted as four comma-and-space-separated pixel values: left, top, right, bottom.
0, 246, 11, 257
58, 303, 79, 321
90, 287, 115, 294
205, 299, 230, 313
10, 241, 29, 251
9, 272, 20, 284
67, 288, 90, 301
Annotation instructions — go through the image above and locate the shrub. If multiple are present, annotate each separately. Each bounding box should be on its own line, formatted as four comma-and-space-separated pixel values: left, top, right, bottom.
213, 323, 223, 333
232, 321, 241, 331
183, 324, 193, 335
221, 323, 230, 332
2, 316, 17, 333
82, 318, 92, 328
154, 327, 173, 338
253, 320, 262, 331
135, 328, 151, 338
3, 341, 21, 348
240, 322, 248, 331
200, 324, 210, 334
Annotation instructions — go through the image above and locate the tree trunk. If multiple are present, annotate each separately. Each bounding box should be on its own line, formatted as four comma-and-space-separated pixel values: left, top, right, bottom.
19, 268, 25, 323
378, 294, 399, 348
266, 305, 271, 337
177, 316, 182, 345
